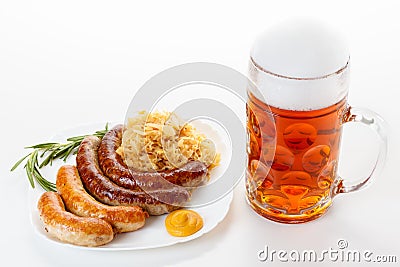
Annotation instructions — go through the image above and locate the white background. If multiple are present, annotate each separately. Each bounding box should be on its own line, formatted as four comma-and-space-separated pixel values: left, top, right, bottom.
1, 0, 400, 266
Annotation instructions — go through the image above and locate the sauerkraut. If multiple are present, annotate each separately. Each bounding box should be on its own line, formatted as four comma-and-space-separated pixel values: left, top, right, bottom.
119, 111, 220, 172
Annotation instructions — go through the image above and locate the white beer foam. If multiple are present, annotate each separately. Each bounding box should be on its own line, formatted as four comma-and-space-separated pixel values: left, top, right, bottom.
250, 19, 350, 111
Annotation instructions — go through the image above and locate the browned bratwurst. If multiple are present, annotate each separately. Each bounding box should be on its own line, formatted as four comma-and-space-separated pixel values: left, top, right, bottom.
76, 136, 191, 215
38, 191, 114, 247
98, 124, 208, 189
56, 165, 148, 233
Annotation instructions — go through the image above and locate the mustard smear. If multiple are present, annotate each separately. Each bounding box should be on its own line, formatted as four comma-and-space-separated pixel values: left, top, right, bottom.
165, 210, 203, 237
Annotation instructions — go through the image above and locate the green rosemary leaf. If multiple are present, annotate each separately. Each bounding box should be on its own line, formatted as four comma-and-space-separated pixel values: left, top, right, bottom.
10, 153, 31, 172
11, 123, 110, 191
40, 146, 55, 157
25, 152, 36, 189
25, 166, 35, 189
25, 142, 59, 149
33, 166, 56, 192
62, 143, 78, 161
66, 135, 85, 142
39, 149, 58, 168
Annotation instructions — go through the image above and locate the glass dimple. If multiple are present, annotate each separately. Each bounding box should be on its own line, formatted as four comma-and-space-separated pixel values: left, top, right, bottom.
248, 160, 272, 192
283, 123, 317, 151
302, 145, 331, 173
271, 145, 295, 171
317, 161, 337, 190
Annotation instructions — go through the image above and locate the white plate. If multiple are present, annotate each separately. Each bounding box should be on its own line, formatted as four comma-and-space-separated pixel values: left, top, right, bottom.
29, 122, 233, 250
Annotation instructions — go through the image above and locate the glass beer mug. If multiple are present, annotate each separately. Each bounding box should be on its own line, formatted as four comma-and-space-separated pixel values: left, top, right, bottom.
245, 20, 387, 223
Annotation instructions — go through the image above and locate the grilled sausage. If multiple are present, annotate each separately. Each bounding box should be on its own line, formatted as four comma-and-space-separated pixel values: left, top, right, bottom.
56, 165, 148, 233
76, 136, 191, 215
37, 191, 114, 247
98, 124, 208, 189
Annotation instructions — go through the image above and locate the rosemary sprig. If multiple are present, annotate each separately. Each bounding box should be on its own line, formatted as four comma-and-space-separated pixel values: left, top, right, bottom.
10, 123, 109, 192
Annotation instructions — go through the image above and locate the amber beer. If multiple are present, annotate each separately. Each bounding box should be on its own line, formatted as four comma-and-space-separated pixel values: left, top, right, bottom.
246, 20, 387, 223
246, 92, 348, 223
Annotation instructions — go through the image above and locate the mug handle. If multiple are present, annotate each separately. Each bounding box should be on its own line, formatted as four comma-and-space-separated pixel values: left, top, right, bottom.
334, 106, 388, 194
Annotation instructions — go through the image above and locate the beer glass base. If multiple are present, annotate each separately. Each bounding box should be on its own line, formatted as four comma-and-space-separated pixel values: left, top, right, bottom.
246, 195, 332, 224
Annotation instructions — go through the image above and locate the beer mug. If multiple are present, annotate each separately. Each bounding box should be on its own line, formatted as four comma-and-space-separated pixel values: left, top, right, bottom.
245, 20, 387, 223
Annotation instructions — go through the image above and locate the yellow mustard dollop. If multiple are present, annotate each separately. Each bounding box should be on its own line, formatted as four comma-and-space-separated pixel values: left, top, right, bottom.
165, 210, 203, 237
